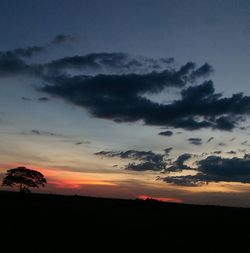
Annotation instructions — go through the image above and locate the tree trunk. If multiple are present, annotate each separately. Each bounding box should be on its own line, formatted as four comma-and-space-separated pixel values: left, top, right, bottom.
19, 181, 23, 192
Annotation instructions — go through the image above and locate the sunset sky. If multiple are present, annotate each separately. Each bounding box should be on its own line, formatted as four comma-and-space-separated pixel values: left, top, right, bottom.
2, 0, 250, 207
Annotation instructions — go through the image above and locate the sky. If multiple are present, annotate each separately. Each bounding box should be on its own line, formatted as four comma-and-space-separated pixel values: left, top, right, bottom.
1, 0, 250, 207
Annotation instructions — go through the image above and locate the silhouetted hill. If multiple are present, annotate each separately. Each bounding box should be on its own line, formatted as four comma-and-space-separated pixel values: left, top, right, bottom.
0, 191, 249, 252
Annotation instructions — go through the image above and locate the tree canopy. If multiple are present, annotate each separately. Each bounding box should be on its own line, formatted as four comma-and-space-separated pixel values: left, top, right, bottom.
2, 167, 47, 193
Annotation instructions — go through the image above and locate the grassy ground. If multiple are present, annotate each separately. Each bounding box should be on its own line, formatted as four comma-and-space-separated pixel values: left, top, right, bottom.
0, 191, 249, 252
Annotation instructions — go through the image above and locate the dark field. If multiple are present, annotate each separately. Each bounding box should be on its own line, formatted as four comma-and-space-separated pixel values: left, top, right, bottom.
1, 191, 250, 252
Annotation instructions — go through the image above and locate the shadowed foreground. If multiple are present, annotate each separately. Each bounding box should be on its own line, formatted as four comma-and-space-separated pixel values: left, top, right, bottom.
1, 191, 250, 252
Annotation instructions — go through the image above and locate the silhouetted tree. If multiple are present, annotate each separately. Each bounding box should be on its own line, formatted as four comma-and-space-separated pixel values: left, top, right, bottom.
2, 166, 47, 193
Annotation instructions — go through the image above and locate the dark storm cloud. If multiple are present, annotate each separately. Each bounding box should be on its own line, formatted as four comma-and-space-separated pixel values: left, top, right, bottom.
198, 155, 250, 177
2, 38, 250, 131
0, 52, 30, 76
43, 53, 177, 76
158, 130, 173, 136
94, 150, 164, 163
0, 39, 208, 81
43, 59, 203, 91
163, 175, 202, 187
95, 148, 194, 173
0, 36, 74, 76
7, 34, 73, 60
41, 77, 250, 130
164, 82, 249, 131
215, 116, 237, 131
176, 154, 193, 166
124, 161, 166, 172
0, 34, 77, 77
189, 63, 214, 81
6, 46, 44, 58
162, 154, 250, 186
95, 149, 168, 172
46, 53, 143, 72
165, 153, 193, 173
187, 138, 202, 145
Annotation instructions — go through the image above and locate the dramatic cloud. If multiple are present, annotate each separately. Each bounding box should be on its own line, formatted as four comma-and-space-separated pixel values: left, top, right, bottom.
0, 34, 76, 77
0, 36, 74, 77
165, 153, 193, 173
47, 53, 145, 73
0, 51, 30, 76
162, 154, 250, 186
163, 175, 202, 187
42, 60, 204, 95
94, 148, 195, 173
198, 155, 250, 177
124, 161, 166, 172
187, 138, 202, 145
94, 150, 164, 163
95, 149, 168, 172
189, 63, 213, 80
41, 77, 250, 131
2, 38, 250, 131
42, 53, 177, 77
5, 46, 44, 58
158, 130, 173, 136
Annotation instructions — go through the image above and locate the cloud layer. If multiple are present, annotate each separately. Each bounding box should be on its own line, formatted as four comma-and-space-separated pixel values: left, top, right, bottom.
40, 72, 250, 131
95, 149, 168, 172
95, 147, 250, 186
163, 154, 250, 186
2, 37, 250, 131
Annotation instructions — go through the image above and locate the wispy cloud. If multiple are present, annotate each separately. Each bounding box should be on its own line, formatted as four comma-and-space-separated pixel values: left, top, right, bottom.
21, 129, 65, 138
187, 138, 202, 145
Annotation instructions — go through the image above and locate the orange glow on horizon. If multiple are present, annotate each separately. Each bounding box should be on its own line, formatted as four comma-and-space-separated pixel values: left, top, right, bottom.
0, 164, 117, 189
138, 195, 183, 203
49, 179, 117, 189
